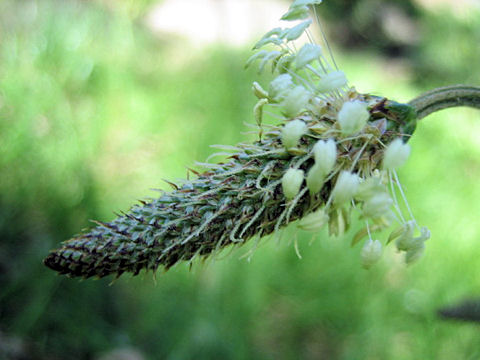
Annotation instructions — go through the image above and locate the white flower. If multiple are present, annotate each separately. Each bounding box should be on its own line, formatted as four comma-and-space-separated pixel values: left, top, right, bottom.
306, 163, 326, 194
395, 221, 416, 251
361, 239, 382, 269
332, 171, 360, 206
355, 176, 386, 202
269, 74, 294, 101
383, 138, 411, 170
281, 119, 307, 150
296, 44, 322, 69
298, 208, 329, 232
281, 5, 309, 21
404, 227, 430, 264
306, 139, 336, 194
317, 71, 348, 93
418, 226, 431, 242
281, 85, 311, 117
312, 139, 337, 175
337, 100, 370, 135
282, 168, 305, 200
284, 20, 312, 41
362, 193, 393, 219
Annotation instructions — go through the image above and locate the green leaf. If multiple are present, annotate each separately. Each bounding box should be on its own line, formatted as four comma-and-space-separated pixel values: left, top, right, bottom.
283, 20, 312, 41
351, 223, 384, 247
341, 207, 351, 233
328, 208, 349, 237
387, 226, 404, 245
281, 5, 309, 21
351, 227, 368, 247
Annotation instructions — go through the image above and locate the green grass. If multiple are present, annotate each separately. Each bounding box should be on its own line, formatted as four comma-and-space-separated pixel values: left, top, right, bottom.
1, 0, 480, 359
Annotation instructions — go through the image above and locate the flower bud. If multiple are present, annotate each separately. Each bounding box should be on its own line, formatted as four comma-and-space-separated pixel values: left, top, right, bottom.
298, 208, 329, 232
362, 193, 393, 219
332, 171, 360, 206
306, 164, 326, 194
269, 74, 294, 101
281, 119, 307, 150
395, 221, 416, 251
403, 226, 430, 264
355, 176, 386, 202
337, 100, 369, 135
312, 139, 337, 175
252, 81, 269, 99
282, 168, 304, 200
418, 226, 431, 242
361, 239, 382, 269
383, 138, 411, 170
317, 71, 347, 93
281, 85, 311, 117
253, 98, 268, 126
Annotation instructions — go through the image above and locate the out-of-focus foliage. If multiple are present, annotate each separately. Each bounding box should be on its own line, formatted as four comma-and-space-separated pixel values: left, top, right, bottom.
1, 0, 480, 359
319, 0, 480, 86
412, 11, 480, 87
319, 0, 420, 56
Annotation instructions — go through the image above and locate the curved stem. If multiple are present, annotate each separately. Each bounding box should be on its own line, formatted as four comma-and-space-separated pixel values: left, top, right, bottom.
408, 86, 480, 320
408, 85, 480, 120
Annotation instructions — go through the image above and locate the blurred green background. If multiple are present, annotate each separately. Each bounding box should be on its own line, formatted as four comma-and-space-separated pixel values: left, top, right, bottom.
1, 0, 480, 359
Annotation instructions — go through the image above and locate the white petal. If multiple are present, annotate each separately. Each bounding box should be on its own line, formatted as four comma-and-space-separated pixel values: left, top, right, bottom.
269, 74, 294, 101
361, 239, 382, 269
383, 138, 411, 170
312, 139, 336, 174
282, 168, 305, 200
306, 164, 326, 194
281, 6, 310, 21
283, 20, 312, 41
281, 119, 308, 149
317, 71, 348, 92
337, 100, 369, 135
332, 171, 360, 206
362, 193, 393, 218
296, 44, 322, 69
281, 86, 311, 117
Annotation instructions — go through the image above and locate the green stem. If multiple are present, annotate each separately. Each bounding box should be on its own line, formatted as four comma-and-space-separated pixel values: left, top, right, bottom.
410, 85, 480, 321
408, 85, 480, 120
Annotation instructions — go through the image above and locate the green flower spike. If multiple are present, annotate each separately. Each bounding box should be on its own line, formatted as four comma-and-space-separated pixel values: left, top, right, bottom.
44, 2, 480, 279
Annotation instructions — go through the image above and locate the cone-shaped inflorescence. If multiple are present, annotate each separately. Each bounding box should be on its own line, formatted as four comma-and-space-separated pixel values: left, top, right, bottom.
44, 0, 429, 279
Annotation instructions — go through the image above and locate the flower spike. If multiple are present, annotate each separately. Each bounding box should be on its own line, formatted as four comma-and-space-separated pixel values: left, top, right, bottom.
44, 1, 433, 279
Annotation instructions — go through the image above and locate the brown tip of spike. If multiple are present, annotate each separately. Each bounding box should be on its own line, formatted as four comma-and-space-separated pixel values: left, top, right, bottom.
43, 252, 65, 273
